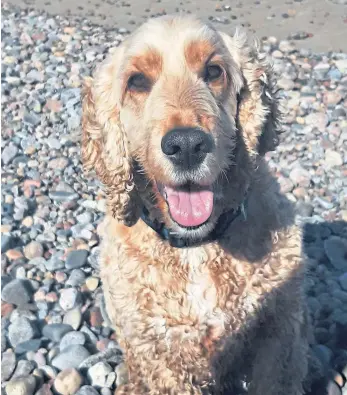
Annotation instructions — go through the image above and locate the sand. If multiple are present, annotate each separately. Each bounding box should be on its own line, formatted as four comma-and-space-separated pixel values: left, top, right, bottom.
5, 0, 347, 52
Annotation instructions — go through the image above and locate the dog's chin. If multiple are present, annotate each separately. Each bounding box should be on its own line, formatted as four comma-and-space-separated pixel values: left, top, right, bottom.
168, 216, 218, 240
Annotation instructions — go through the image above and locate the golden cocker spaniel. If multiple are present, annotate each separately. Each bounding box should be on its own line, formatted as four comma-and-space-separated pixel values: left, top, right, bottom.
82, 15, 321, 395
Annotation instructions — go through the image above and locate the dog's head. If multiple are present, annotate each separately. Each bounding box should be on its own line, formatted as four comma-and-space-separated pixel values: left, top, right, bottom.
82, 16, 281, 240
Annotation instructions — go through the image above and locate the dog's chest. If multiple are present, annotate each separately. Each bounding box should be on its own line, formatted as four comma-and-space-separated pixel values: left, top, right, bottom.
179, 248, 226, 329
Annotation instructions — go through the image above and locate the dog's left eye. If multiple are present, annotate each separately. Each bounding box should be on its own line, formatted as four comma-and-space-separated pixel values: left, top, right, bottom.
204, 65, 223, 82
128, 73, 151, 92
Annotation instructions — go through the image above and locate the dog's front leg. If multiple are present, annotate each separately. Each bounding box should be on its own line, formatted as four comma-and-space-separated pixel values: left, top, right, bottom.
247, 304, 309, 395
111, 325, 211, 395
114, 345, 208, 395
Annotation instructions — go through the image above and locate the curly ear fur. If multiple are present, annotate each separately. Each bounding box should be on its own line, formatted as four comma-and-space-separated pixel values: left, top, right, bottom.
81, 55, 141, 226
221, 29, 283, 156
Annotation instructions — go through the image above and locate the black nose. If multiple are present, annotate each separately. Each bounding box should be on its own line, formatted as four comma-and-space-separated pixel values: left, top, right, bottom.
161, 127, 214, 169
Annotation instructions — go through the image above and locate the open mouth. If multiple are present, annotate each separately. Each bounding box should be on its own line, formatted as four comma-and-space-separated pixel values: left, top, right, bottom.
158, 183, 214, 228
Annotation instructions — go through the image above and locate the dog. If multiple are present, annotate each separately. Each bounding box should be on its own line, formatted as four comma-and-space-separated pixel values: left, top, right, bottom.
81, 15, 321, 395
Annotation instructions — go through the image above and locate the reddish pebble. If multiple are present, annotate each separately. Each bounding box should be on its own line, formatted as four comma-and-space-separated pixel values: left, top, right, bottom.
90, 307, 103, 328
1, 302, 14, 317
34, 290, 46, 302
44, 99, 62, 113
6, 249, 24, 261
55, 272, 67, 283
96, 338, 110, 352
45, 292, 58, 303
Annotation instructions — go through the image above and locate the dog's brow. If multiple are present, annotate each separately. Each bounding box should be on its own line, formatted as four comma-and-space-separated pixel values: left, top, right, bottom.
130, 48, 162, 79
185, 39, 215, 72
204, 51, 217, 66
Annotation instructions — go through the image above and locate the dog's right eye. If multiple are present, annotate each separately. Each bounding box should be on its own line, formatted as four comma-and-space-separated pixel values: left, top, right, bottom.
128, 73, 151, 92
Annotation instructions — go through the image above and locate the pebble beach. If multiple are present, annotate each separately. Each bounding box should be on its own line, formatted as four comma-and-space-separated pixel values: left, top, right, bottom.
1, 1, 347, 394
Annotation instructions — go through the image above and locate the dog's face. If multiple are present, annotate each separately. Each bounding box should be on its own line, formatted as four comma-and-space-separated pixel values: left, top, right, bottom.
82, 16, 281, 239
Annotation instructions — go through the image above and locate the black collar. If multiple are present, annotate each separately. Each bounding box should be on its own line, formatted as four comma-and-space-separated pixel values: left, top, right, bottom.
140, 199, 247, 249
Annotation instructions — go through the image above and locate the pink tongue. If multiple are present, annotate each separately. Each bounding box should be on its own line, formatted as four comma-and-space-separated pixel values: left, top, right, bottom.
165, 186, 214, 227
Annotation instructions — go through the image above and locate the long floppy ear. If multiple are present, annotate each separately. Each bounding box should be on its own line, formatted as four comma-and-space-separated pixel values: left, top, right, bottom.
220, 29, 282, 156
81, 51, 141, 226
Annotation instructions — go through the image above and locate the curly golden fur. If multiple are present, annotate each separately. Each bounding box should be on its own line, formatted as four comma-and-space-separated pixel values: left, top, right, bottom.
82, 15, 320, 395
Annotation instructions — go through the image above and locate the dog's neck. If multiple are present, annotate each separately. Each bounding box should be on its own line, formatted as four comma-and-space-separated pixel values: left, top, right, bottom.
140, 197, 248, 249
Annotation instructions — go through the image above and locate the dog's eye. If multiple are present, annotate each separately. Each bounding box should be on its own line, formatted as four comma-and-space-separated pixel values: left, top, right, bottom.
128, 73, 151, 92
204, 64, 223, 82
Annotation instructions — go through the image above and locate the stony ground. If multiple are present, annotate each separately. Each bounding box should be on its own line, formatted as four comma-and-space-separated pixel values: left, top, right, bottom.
1, 3, 347, 395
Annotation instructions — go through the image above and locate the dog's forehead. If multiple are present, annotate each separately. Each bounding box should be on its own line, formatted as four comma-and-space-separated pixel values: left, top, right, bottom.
125, 16, 220, 71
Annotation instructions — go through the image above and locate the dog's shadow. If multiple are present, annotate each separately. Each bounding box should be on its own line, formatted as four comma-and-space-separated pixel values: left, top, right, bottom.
218, 218, 347, 395
302, 220, 347, 394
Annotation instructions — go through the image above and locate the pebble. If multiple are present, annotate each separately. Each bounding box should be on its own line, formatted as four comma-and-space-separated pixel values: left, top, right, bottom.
5, 375, 36, 395
66, 269, 86, 287
65, 250, 89, 270
6, 249, 24, 260
289, 166, 311, 187
48, 157, 69, 170
52, 345, 90, 370
2, 144, 19, 165
1, 235, 13, 253
76, 386, 100, 395
24, 241, 44, 260
1, 279, 33, 306
90, 306, 103, 328
15, 339, 42, 354
40, 365, 58, 379
63, 308, 83, 330
335, 59, 347, 73
88, 361, 113, 387
12, 360, 35, 379
59, 288, 79, 311
324, 149, 343, 168
54, 368, 83, 395
115, 362, 128, 387
85, 277, 99, 291
339, 273, 347, 292
8, 317, 36, 347
2, 349, 17, 381
277, 77, 295, 90
34, 384, 53, 395
79, 349, 122, 369
324, 237, 347, 270
60, 331, 86, 351
42, 323, 73, 342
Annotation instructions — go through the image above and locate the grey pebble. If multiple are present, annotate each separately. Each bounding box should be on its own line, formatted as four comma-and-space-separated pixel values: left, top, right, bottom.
15, 339, 42, 354
66, 269, 87, 286
23, 112, 41, 126
65, 249, 89, 270
59, 287, 79, 311
324, 237, 347, 270
49, 191, 79, 201
45, 255, 65, 271
42, 323, 73, 342
2, 279, 33, 306
75, 386, 100, 395
8, 317, 36, 347
2, 349, 17, 381
1, 234, 14, 253
2, 143, 18, 165
52, 345, 90, 370
339, 273, 347, 291
12, 360, 35, 379
79, 348, 122, 369
60, 331, 86, 351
